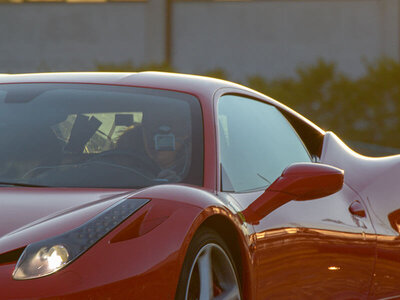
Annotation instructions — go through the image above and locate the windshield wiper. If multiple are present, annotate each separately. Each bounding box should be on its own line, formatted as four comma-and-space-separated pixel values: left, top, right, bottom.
0, 181, 48, 188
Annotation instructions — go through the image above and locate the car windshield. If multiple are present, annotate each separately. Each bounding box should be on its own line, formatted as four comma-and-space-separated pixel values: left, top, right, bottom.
0, 83, 203, 188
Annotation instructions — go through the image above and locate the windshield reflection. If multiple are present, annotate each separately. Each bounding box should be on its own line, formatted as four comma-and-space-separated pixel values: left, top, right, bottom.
0, 84, 203, 188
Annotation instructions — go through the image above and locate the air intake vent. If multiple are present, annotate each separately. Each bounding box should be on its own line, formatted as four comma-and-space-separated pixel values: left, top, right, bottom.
0, 247, 25, 265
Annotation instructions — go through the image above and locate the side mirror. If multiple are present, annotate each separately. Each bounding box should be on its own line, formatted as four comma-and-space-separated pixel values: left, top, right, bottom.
241, 163, 344, 224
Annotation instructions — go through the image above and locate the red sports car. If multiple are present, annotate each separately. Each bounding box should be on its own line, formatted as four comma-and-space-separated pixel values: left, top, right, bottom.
0, 72, 399, 299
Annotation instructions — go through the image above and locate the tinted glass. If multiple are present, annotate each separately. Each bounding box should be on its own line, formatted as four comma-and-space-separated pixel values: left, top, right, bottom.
218, 95, 311, 192
0, 84, 203, 188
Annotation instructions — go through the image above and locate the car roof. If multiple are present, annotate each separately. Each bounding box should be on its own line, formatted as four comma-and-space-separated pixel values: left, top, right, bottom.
0, 72, 254, 101
0, 71, 325, 135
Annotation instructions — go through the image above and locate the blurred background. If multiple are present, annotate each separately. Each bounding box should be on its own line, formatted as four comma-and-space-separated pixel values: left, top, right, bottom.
0, 0, 399, 156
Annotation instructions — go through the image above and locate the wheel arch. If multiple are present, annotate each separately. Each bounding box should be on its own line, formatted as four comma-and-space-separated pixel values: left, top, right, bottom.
192, 212, 253, 299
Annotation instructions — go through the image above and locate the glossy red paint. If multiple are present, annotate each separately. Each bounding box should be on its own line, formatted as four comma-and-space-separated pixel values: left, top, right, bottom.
320, 133, 400, 299
272, 162, 344, 201
0, 188, 133, 254
242, 163, 344, 224
1, 196, 202, 299
0, 185, 250, 299
1, 72, 400, 299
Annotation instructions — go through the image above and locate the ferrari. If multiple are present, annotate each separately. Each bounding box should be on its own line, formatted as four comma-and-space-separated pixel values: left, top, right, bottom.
0, 72, 399, 299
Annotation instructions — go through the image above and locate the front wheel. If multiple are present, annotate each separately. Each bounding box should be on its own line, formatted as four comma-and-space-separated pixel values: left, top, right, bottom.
176, 227, 241, 300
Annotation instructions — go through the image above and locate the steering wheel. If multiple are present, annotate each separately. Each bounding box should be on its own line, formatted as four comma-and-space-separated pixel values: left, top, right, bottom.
87, 150, 159, 175
22, 166, 59, 179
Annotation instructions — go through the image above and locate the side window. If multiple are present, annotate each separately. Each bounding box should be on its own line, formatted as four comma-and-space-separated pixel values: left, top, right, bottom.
218, 95, 311, 192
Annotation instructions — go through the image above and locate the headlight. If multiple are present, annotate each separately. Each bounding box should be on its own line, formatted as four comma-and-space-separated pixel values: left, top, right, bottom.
13, 198, 149, 280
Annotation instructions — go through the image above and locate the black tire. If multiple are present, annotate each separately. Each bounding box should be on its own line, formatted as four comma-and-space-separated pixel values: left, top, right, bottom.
175, 227, 242, 300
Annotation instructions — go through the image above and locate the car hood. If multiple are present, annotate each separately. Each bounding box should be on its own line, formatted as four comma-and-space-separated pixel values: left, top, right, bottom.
0, 187, 135, 254
0, 184, 222, 256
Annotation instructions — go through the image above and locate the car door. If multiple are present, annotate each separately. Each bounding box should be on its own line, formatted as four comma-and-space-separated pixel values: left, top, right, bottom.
216, 94, 376, 299
358, 170, 400, 299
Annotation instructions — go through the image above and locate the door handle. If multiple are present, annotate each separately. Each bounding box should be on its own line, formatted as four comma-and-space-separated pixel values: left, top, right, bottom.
349, 200, 366, 218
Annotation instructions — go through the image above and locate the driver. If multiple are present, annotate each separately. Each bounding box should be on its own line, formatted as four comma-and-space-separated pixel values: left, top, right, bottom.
116, 108, 191, 181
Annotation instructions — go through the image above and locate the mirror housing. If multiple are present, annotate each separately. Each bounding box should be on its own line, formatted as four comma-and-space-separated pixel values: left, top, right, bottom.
241, 163, 344, 224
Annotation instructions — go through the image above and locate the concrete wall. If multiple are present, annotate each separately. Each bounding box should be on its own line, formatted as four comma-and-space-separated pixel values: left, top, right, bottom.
0, 4, 147, 72
0, 0, 399, 81
173, 0, 400, 80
